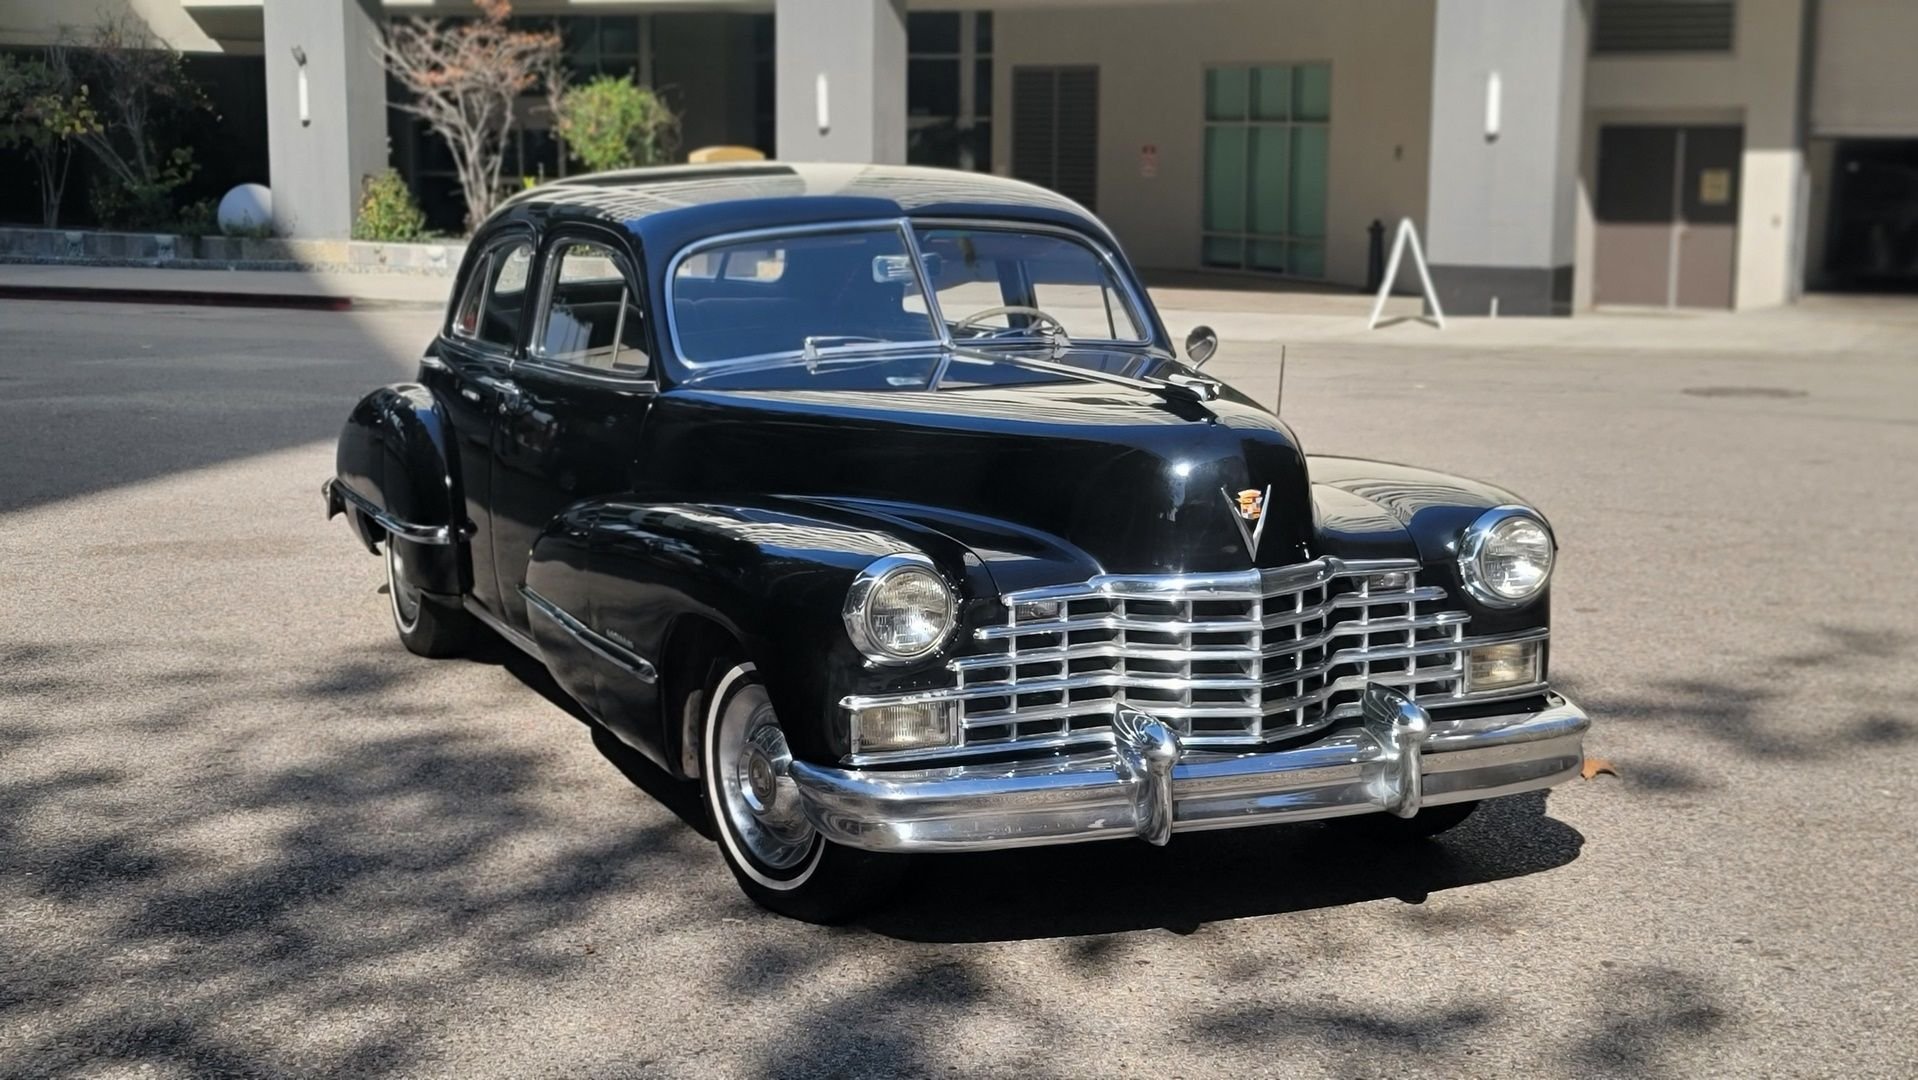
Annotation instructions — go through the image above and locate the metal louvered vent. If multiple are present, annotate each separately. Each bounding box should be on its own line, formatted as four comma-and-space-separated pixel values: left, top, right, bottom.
1594, 1, 1736, 54
1011, 66, 1098, 209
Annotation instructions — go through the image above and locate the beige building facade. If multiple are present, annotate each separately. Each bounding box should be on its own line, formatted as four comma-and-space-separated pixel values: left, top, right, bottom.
5, 0, 1917, 312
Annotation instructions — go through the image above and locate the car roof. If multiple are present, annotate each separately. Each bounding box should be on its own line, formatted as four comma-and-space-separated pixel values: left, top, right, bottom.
495, 162, 1116, 256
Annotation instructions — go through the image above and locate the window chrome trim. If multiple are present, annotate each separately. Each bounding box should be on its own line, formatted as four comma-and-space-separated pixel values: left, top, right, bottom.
1457, 505, 1555, 609
448, 233, 536, 356
527, 234, 655, 381
841, 552, 956, 667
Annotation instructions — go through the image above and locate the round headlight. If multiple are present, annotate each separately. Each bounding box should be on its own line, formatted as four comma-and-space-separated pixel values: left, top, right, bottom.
843, 554, 954, 663
1459, 507, 1555, 606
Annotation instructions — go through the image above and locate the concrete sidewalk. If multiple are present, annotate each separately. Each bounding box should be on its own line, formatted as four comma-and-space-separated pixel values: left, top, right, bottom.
3, 260, 1912, 358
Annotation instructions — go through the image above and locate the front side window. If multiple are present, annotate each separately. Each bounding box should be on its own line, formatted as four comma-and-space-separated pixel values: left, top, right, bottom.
671, 226, 941, 366
452, 239, 535, 349
535, 240, 650, 374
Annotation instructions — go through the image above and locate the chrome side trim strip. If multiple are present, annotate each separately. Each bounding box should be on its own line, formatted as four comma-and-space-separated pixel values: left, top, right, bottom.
325, 478, 472, 546
520, 586, 658, 684
462, 597, 543, 660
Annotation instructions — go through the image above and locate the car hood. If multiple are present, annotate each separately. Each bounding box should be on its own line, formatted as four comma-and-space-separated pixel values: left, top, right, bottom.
641, 383, 1314, 575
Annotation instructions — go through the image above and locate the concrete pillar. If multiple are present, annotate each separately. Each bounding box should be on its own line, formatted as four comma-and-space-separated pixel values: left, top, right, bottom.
1423, 0, 1587, 316
263, 0, 387, 238
775, 0, 907, 163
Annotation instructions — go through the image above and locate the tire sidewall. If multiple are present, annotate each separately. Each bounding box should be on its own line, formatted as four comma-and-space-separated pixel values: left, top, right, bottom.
701, 662, 826, 892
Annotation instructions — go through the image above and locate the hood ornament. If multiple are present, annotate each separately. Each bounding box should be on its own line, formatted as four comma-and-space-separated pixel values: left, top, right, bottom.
1223, 486, 1271, 560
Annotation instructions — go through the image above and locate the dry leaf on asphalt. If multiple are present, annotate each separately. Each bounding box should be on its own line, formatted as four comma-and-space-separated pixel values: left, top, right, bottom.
1581, 757, 1618, 780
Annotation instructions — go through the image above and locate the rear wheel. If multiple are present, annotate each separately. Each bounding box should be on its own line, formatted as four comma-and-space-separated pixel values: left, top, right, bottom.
1335, 801, 1478, 842
385, 540, 472, 658
701, 660, 905, 922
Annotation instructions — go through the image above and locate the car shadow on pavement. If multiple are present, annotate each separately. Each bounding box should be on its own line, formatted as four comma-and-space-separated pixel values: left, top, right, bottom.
469, 629, 1587, 944
858, 790, 1584, 942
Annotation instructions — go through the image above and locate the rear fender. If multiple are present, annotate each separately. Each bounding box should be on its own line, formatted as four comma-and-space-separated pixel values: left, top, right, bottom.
329, 384, 471, 595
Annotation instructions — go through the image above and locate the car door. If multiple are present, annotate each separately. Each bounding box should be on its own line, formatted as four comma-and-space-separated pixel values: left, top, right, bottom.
421, 230, 536, 615
488, 226, 659, 640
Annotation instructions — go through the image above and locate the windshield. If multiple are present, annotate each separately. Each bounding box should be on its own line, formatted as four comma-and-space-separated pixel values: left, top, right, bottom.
668, 222, 1149, 378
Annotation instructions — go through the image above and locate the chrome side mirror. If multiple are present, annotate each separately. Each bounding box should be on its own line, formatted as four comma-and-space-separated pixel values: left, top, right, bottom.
1184, 325, 1219, 368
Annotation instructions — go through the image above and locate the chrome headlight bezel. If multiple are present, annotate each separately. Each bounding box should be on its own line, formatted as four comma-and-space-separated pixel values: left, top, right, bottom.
842, 552, 955, 665
1457, 506, 1555, 608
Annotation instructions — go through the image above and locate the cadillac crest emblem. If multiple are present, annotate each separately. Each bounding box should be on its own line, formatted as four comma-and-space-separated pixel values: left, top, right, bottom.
1222, 485, 1273, 560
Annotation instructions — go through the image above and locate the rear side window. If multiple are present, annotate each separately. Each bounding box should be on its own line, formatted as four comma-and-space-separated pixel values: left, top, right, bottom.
535, 240, 650, 375
451, 239, 534, 350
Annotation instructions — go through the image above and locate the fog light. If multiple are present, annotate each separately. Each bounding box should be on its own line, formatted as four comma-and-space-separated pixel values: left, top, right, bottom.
1466, 641, 1540, 693
852, 701, 961, 754
1014, 599, 1063, 623
1366, 571, 1413, 593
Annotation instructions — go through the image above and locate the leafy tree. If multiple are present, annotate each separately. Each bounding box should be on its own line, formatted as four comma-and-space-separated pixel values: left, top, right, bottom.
378, 0, 561, 233
556, 75, 679, 174
56, 16, 212, 229
0, 52, 99, 227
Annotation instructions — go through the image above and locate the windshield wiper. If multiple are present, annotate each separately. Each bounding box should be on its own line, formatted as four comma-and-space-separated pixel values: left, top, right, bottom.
929, 343, 1222, 402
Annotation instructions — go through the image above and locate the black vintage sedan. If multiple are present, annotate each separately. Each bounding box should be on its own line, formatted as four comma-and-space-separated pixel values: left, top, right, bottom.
325, 163, 1588, 921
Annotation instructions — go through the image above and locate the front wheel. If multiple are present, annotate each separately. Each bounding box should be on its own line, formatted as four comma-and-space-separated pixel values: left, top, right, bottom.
385, 540, 472, 658
701, 661, 905, 922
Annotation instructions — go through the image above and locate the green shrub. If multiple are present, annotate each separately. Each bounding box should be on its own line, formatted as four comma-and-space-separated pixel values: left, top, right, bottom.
555, 75, 678, 174
170, 197, 217, 238
353, 170, 429, 242
89, 145, 198, 230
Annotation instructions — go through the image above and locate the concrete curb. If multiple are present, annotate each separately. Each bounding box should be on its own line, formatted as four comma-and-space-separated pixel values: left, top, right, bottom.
0, 282, 353, 311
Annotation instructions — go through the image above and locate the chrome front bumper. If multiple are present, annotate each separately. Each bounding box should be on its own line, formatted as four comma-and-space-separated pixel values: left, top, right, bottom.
788, 687, 1588, 852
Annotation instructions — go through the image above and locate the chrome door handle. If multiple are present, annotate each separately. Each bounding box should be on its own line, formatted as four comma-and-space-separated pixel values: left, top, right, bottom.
475, 375, 522, 412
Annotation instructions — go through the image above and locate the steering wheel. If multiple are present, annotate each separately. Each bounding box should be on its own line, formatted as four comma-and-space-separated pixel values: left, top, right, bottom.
952, 305, 1071, 343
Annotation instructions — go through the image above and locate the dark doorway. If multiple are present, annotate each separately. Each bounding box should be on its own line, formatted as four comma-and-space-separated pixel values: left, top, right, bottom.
1594, 124, 1743, 309
1823, 139, 1918, 292
1011, 66, 1098, 210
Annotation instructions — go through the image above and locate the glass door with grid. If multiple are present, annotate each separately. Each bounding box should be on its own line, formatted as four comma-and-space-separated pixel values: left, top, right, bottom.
1202, 63, 1329, 278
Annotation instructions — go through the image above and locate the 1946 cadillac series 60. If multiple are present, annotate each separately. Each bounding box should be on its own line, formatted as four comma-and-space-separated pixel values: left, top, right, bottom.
324, 163, 1588, 921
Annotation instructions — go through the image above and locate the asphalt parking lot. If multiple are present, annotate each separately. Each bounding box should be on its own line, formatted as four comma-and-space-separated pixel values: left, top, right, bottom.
3, 293, 1916, 1078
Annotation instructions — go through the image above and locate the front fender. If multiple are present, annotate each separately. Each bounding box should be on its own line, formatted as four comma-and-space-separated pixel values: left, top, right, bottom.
539, 494, 1002, 770
331, 384, 470, 595
1308, 454, 1550, 637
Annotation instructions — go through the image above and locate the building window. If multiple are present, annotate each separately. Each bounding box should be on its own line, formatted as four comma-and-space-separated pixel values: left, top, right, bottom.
907, 11, 992, 171
1592, 1, 1736, 55
559, 15, 654, 81
1201, 63, 1330, 278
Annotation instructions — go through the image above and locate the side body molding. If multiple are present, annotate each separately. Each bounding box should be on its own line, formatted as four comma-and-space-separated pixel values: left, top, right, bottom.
330, 383, 472, 595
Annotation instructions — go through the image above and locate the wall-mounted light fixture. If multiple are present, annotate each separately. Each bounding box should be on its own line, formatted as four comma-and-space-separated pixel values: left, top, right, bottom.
292, 45, 311, 128
815, 73, 830, 135
1484, 70, 1501, 142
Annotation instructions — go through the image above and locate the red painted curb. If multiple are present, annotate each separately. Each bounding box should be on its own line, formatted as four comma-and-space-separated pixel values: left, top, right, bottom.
0, 284, 353, 311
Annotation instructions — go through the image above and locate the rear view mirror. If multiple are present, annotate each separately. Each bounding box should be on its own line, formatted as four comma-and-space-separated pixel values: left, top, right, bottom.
1185, 325, 1219, 368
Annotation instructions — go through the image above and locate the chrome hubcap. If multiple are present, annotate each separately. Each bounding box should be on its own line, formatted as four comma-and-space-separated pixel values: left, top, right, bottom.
387, 543, 422, 630
716, 685, 814, 869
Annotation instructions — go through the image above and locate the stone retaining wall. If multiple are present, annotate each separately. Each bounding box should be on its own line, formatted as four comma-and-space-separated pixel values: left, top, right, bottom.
0, 227, 467, 275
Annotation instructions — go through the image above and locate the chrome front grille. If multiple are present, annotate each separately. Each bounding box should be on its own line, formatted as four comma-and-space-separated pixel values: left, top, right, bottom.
947, 558, 1473, 753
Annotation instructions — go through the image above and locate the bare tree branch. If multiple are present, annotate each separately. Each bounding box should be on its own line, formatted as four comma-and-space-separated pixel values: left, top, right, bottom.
377, 1, 560, 232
